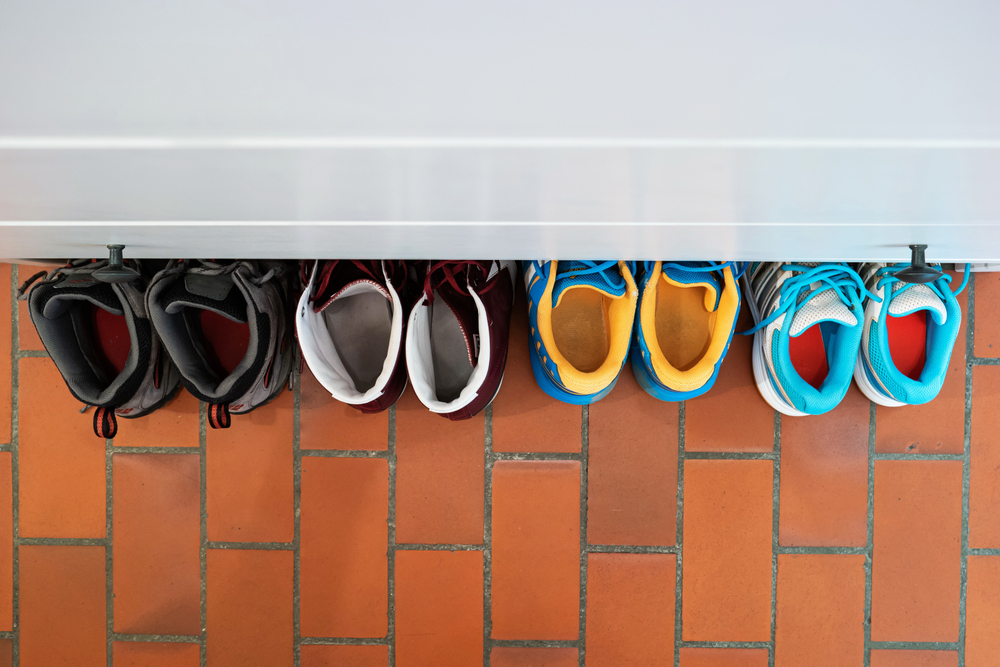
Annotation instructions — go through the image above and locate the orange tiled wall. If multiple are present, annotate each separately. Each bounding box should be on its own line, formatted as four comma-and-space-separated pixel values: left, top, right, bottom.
2, 263, 1000, 666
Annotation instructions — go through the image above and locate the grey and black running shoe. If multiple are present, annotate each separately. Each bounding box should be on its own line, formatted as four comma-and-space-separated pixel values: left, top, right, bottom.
146, 260, 296, 429
21, 259, 182, 439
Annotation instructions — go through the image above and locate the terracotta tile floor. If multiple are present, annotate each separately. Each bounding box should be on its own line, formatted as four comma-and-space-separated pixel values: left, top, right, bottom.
3, 263, 1000, 666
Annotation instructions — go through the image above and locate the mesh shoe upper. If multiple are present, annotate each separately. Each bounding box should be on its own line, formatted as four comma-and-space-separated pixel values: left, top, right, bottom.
744, 262, 869, 415
855, 262, 964, 405
25, 259, 181, 436
146, 260, 295, 420
296, 260, 414, 413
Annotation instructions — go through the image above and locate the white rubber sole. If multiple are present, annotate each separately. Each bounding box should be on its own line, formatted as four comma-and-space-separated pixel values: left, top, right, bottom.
852, 354, 906, 407
741, 273, 808, 417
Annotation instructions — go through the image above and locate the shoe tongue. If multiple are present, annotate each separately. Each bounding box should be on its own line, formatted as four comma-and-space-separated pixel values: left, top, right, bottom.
553, 261, 626, 308
162, 273, 248, 324
790, 287, 857, 336
435, 282, 481, 365
659, 263, 722, 311
43, 278, 123, 318
887, 282, 947, 324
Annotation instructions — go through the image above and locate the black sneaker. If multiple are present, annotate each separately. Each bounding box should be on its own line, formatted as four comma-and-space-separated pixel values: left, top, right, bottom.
146, 260, 296, 428
22, 259, 182, 439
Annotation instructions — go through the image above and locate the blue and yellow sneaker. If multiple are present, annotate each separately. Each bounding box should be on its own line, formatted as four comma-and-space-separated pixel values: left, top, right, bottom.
630, 262, 745, 401
853, 262, 969, 407
524, 261, 638, 404
743, 262, 875, 416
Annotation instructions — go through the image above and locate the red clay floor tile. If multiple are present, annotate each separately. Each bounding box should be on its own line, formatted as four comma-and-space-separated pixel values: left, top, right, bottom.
588, 365, 678, 546
0, 265, 10, 445
18, 357, 106, 538
779, 384, 869, 547
300, 645, 389, 667
395, 550, 483, 667
974, 270, 1000, 357
875, 270, 967, 454
206, 389, 294, 542
395, 388, 484, 545
775, 554, 866, 667
19, 545, 106, 667
300, 456, 388, 638
299, 365, 388, 451
0, 455, 10, 631
113, 389, 200, 448
971, 365, 1000, 548
872, 460, 962, 642
492, 460, 581, 640
966, 555, 1000, 667
870, 651, 958, 667
0, 640, 10, 667
207, 549, 293, 667
585, 553, 675, 667
490, 647, 579, 667
492, 289, 582, 453
16, 264, 46, 352
683, 460, 772, 642
679, 648, 770, 667
113, 453, 201, 635
684, 309, 775, 453
113, 642, 201, 667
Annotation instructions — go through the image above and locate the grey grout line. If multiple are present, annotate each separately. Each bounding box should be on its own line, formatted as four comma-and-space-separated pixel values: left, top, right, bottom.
968, 548, 1000, 556
482, 404, 494, 667
492, 639, 578, 648
204, 541, 294, 551
15, 351, 47, 359
872, 453, 965, 461
493, 451, 582, 461
769, 410, 781, 667
775, 546, 867, 555
15, 537, 106, 547
683, 451, 777, 460
199, 401, 208, 667
586, 544, 679, 554
112, 633, 201, 643
292, 372, 301, 667
299, 636, 390, 646
299, 449, 388, 459
577, 404, 589, 667
870, 641, 962, 651
863, 400, 876, 667
678, 641, 772, 649
395, 543, 484, 551
9, 265, 19, 667
105, 434, 113, 667
674, 401, 685, 667
959, 271, 975, 667
111, 446, 204, 455
386, 404, 397, 667
969, 356, 1000, 365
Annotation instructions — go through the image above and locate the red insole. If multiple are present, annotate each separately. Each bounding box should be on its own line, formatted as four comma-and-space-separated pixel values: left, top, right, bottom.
789, 325, 829, 389
200, 310, 250, 376
886, 311, 927, 381
90, 306, 131, 377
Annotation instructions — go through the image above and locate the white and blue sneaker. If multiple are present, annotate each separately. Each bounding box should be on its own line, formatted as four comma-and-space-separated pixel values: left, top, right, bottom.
853, 263, 969, 407
743, 262, 875, 416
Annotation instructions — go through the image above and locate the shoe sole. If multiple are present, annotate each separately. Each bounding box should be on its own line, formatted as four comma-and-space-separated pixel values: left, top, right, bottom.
741, 273, 808, 417
852, 354, 907, 407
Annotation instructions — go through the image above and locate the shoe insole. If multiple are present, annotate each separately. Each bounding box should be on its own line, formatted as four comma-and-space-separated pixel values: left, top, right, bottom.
887, 311, 927, 381
199, 310, 250, 377
655, 282, 715, 371
430, 295, 474, 403
323, 291, 393, 392
789, 324, 829, 389
89, 305, 131, 378
551, 289, 610, 373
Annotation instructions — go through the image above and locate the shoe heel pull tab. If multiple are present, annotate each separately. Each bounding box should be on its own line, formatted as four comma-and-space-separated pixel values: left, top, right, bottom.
93, 407, 118, 440
208, 403, 232, 429
16, 270, 48, 300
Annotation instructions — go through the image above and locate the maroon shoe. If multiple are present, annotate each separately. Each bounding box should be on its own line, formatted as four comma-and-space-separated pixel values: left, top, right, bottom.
296, 260, 418, 413
405, 260, 516, 420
